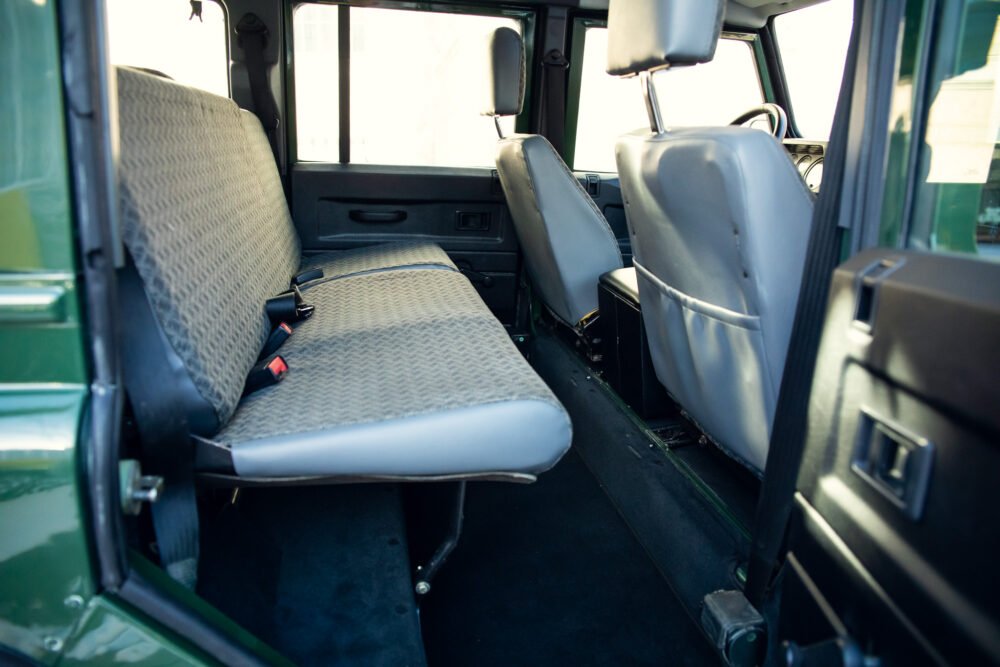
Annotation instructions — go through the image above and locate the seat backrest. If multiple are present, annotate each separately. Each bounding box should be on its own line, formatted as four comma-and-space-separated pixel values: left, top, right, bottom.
607, 0, 814, 472
616, 129, 814, 471
485, 28, 623, 327
116, 67, 301, 430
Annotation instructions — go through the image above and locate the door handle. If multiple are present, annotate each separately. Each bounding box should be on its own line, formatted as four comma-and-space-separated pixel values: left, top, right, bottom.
348, 210, 407, 224
852, 410, 934, 521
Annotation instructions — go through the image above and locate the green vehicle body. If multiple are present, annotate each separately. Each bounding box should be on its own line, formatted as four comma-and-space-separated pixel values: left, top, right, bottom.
1, 2, 232, 664
0, 0, 993, 663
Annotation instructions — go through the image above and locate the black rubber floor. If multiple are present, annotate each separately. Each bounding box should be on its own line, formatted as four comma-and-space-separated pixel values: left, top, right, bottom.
530, 332, 751, 622
198, 484, 426, 667
419, 449, 717, 666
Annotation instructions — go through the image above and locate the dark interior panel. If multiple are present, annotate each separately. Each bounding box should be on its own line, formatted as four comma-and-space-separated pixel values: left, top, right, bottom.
782, 249, 1000, 665
292, 164, 522, 324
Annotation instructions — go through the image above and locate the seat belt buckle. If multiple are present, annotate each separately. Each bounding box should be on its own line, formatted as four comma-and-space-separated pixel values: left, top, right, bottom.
260, 322, 293, 359
265, 285, 314, 325
292, 268, 324, 286
291, 284, 315, 320
243, 354, 288, 397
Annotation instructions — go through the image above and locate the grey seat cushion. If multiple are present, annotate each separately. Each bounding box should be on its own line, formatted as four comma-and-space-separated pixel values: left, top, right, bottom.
118, 68, 456, 425
118, 67, 298, 425
213, 270, 571, 479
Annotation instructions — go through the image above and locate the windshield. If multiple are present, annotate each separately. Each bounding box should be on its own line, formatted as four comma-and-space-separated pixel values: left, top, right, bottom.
775, 0, 854, 138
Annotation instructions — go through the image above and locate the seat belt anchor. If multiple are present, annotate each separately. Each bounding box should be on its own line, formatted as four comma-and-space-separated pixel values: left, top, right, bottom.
542, 49, 569, 69
120, 459, 165, 516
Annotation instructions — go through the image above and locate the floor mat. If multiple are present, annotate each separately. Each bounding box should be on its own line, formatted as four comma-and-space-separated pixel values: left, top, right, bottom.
529, 331, 750, 628
419, 450, 717, 666
651, 422, 761, 531
198, 484, 426, 667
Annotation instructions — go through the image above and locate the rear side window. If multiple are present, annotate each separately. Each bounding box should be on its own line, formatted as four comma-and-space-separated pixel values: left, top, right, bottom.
293, 5, 520, 167
572, 27, 764, 173
106, 0, 229, 97
907, 5, 1000, 261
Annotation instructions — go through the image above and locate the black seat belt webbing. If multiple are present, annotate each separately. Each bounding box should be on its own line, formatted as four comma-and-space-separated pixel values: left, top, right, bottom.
118, 260, 200, 588
542, 49, 569, 157
538, 6, 569, 157
744, 0, 864, 607
236, 13, 280, 160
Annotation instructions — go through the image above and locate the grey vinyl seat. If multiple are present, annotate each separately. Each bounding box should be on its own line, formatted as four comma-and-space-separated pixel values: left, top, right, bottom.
485, 28, 623, 328
607, 0, 814, 473
116, 66, 572, 482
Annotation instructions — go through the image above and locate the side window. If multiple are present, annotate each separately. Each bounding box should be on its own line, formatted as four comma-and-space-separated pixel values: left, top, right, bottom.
293, 5, 520, 167
106, 0, 229, 97
908, 4, 1000, 260
774, 0, 854, 140
572, 27, 764, 173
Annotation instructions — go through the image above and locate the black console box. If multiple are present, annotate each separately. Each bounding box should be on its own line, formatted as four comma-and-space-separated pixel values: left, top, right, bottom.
598, 268, 669, 420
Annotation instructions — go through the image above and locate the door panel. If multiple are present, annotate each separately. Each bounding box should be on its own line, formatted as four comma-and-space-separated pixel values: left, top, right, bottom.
780, 249, 1000, 665
292, 164, 521, 325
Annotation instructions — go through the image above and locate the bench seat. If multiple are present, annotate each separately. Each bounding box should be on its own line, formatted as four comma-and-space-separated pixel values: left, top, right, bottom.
116, 66, 571, 484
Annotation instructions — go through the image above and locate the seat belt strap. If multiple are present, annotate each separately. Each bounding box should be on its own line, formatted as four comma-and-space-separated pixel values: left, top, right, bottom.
118, 259, 200, 588
236, 13, 280, 160
538, 6, 569, 157
744, 0, 864, 607
541, 49, 569, 157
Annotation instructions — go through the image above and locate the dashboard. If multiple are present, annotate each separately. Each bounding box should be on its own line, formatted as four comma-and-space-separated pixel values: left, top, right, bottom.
783, 140, 827, 194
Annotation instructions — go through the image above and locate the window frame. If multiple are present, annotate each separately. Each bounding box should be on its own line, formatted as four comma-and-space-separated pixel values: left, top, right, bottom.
286, 0, 537, 168
564, 18, 773, 171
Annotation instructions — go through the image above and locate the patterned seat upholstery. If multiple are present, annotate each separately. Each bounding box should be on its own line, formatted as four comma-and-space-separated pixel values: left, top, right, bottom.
116, 67, 571, 482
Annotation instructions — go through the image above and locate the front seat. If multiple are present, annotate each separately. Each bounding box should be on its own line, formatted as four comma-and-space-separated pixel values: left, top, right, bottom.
607, 0, 815, 473
485, 27, 623, 328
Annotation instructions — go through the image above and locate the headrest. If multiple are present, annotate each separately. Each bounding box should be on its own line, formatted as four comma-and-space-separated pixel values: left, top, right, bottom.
483, 27, 525, 117
606, 0, 725, 77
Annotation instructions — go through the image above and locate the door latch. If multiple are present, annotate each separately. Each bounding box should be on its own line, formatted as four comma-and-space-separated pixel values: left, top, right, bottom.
120, 459, 164, 516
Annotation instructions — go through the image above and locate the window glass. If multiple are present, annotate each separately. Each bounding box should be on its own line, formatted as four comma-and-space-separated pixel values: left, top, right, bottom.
351, 8, 517, 167
909, 4, 1000, 261
293, 5, 518, 166
106, 0, 228, 97
775, 1, 854, 139
573, 28, 763, 173
293, 4, 340, 162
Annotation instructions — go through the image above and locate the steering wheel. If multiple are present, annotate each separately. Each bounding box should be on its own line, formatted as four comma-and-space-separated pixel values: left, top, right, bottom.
729, 103, 788, 140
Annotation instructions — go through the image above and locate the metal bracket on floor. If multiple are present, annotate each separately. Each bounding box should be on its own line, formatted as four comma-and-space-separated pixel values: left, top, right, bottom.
414, 481, 467, 596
